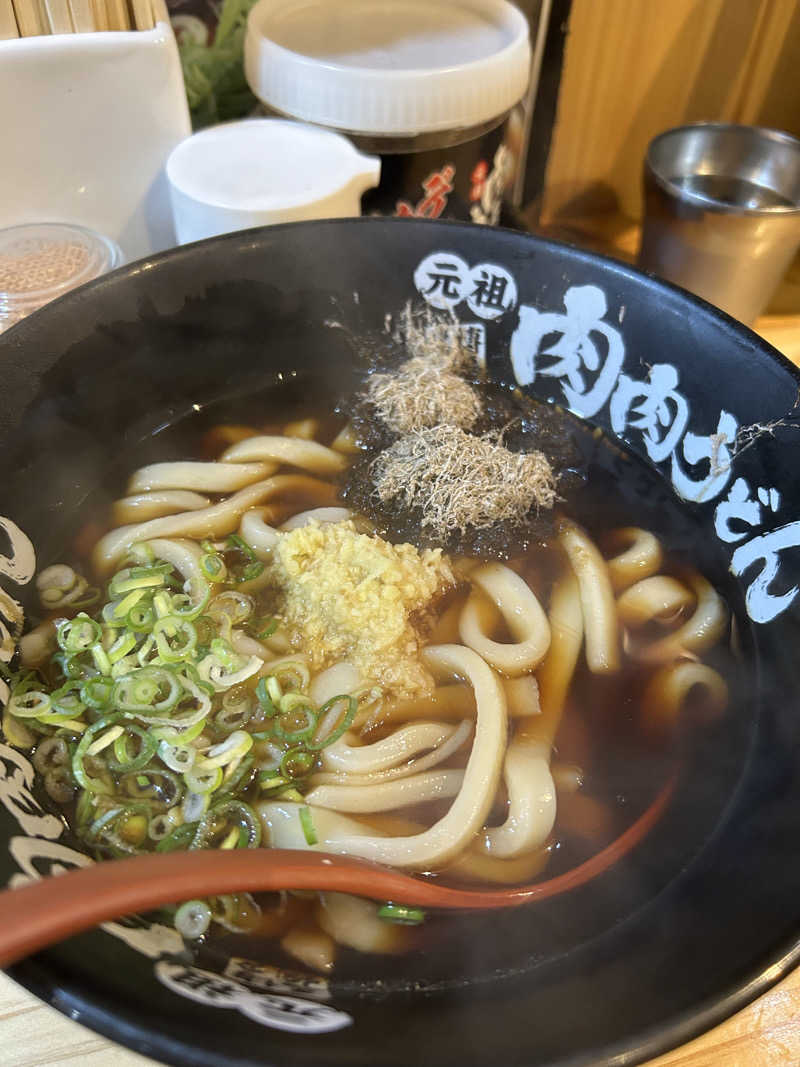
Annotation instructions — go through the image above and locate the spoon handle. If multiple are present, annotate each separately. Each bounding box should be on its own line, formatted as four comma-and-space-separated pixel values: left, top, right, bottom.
0, 849, 413, 967
0, 773, 675, 967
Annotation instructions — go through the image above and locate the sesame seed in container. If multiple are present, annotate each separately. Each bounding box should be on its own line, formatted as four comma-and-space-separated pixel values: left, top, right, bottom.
0, 223, 122, 333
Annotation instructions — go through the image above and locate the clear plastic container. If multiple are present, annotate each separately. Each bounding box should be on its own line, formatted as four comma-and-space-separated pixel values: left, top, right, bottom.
244, 0, 531, 223
0, 223, 122, 333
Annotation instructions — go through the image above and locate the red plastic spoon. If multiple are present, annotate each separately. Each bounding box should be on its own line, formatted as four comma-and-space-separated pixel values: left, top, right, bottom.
0, 774, 675, 967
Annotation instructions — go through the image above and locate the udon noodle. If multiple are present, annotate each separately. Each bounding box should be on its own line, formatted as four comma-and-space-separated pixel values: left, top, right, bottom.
3, 404, 731, 973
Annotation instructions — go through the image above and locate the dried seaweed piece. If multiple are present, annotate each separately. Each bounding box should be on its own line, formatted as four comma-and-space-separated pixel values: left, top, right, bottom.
341, 380, 587, 559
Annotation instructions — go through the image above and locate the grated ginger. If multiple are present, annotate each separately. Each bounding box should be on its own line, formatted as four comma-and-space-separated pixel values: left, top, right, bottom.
268, 520, 454, 699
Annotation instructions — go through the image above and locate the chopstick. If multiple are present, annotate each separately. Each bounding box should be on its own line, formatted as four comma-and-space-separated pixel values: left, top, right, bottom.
5, 0, 165, 33
104, 0, 128, 30
0, 0, 18, 37
11, 0, 47, 35
128, 0, 152, 30
88, 0, 106, 29
42, 0, 73, 32
67, 0, 94, 31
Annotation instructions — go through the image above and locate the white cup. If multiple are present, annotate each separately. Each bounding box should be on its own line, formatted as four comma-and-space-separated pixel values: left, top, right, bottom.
166, 118, 381, 243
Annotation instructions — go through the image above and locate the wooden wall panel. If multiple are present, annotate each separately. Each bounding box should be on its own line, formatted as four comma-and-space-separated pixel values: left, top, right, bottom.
539, 0, 800, 225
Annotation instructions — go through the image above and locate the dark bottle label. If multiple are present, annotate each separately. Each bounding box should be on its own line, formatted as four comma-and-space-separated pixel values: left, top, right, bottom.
362, 124, 515, 225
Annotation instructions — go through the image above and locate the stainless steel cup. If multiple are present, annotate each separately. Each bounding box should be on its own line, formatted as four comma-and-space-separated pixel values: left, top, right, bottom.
638, 123, 800, 323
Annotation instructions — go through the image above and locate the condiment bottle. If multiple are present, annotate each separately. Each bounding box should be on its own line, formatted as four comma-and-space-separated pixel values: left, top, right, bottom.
244, 0, 531, 224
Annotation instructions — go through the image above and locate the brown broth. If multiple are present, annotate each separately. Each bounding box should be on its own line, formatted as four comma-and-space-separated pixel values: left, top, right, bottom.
26, 375, 750, 987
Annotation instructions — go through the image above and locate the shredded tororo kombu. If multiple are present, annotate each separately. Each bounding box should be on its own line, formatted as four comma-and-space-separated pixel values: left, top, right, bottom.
339, 356, 586, 559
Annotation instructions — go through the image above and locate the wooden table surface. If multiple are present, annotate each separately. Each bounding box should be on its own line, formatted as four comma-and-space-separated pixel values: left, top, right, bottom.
1, 310, 798, 1067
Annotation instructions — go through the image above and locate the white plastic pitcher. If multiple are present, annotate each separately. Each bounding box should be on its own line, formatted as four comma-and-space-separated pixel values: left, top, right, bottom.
166, 119, 381, 243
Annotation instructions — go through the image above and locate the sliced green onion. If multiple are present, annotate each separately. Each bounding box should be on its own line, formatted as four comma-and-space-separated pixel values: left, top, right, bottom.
153, 617, 197, 664
280, 746, 315, 780
155, 821, 198, 852
233, 560, 265, 584
215, 754, 256, 800
53, 653, 84, 680
73, 717, 124, 794
152, 717, 206, 745
113, 666, 182, 716
298, 806, 317, 846
153, 591, 172, 619
68, 586, 102, 610
273, 705, 317, 745
111, 653, 140, 679
127, 602, 156, 632
109, 723, 157, 773
56, 614, 102, 654
208, 591, 254, 626
255, 677, 278, 717
200, 553, 227, 583
192, 800, 261, 850
307, 696, 357, 751
112, 587, 148, 619
85, 803, 151, 853
50, 680, 87, 718
86, 724, 124, 756
377, 903, 426, 925
91, 643, 112, 675
201, 730, 253, 769
258, 774, 288, 792
197, 651, 261, 692
226, 533, 256, 558
279, 691, 313, 714
269, 661, 310, 694
8, 688, 52, 719
121, 767, 183, 808
250, 617, 278, 639
214, 685, 254, 734
74, 788, 97, 829
80, 676, 114, 710
158, 740, 196, 773
185, 762, 223, 795
37, 714, 87, 731
168, 580, 210, 621
148, 807, 183, 841
175, 899, 211, 939
109, 569, 166, 597
209, 891, 262, 933
107, 631, 136, 664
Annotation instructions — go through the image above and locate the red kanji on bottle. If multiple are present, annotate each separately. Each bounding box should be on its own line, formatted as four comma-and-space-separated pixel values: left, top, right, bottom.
395, 165, 456, 219
469, 161, 489, 203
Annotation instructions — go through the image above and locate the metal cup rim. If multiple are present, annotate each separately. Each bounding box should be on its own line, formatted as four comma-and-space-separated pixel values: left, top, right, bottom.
645, 121, 800, 217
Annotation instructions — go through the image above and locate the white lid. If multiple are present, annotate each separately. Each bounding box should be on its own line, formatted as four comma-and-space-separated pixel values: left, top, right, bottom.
166, 119, 381, 211
245, 0, 531, 137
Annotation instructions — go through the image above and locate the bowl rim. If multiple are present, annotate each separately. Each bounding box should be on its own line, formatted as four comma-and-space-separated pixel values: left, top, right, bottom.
2, 216, 800, 1067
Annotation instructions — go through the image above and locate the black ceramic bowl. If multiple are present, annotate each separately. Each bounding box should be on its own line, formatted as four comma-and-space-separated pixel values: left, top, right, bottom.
1, 219, 800, 1067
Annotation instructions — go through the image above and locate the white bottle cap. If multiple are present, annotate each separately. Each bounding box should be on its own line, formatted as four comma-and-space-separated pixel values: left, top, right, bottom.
245, 0, 531, 138
166, 119, 381, 244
